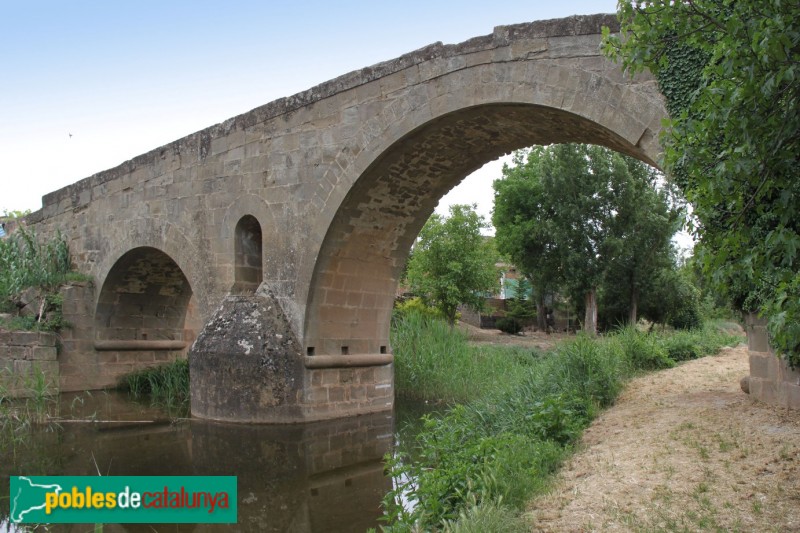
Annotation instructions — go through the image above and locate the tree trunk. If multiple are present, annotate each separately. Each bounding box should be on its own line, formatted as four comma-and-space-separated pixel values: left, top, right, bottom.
536, 296, 546, 332
584, 289, 598, 336
629, 286, 639, 326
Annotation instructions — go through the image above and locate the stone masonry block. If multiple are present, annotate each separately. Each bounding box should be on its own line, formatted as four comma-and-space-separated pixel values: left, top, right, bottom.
1, 346, 30, 360
37, 333, 58, 347
305, 387, 328, 404
750, 377, 776, 405
321, 370, 339, 386
777, 359, 800, 385
357, 368, 375, 384
749, 353, 771, 379
767, 354, 783, 382
12, 360, 33, 375
30, 346, 57, 361
327, 386, 345, 403
747, 326, 770, 353
374, 365, 393, 383
10, 331, 41, 346
785, 383, 800, 410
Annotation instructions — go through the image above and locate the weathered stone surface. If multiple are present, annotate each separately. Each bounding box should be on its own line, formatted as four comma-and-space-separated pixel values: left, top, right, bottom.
190, 286, 304, 423
745, 312, 800, 409
0, 330, 59, 398
25, 14, 670, 420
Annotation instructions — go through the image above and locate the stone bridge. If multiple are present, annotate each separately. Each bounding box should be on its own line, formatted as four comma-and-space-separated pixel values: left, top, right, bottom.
28, 14, 668, 422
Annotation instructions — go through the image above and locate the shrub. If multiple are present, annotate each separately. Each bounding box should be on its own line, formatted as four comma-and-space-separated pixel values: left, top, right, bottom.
393, 297, 446, 323
614, 327, 675, 370
496, 317, 523, 335
661, 331, 702, 361
552, 335, 626, 408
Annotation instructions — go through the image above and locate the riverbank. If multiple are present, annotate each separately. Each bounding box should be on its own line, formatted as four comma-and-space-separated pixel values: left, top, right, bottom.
529, 343, 800, 532
384, 315, 743, 531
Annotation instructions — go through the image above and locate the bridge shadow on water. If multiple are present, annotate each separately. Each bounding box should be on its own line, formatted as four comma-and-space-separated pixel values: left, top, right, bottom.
0, 391, 409, 532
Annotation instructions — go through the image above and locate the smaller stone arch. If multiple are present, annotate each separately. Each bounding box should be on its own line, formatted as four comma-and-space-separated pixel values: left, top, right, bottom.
94, 247, 194, 343
233, 215, 263, 293
93, 247, 195, 383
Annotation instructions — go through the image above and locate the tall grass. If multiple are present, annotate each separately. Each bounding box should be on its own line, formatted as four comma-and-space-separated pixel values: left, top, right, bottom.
0, 226, 80, 332
0, 227, 71, 298
391, 312, 541, 404
120, 359, 189, 412
0, 366, 60, 465
383, 314, 743, 531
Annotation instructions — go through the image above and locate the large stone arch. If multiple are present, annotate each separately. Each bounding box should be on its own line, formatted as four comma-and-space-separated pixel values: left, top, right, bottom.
302, 65, 666, 357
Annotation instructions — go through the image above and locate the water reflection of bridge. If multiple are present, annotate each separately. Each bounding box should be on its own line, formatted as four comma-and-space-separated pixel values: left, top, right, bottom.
0, 394, 394, 532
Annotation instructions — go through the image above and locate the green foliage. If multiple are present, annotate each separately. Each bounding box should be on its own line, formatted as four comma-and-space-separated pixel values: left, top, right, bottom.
505, 284, 537, 323
657, 267, 703, 331
0, 294, 68, 333
612, 327, 675, 371
384, 319, 742, 530
604, 1, 800, 366
405, 204, 499, 325
495, 317, 523, 335
493, 144, 682, 334
392, 297, 445, 323
549, 335, 626, 408
0, 227, 71, 298
497, 279, 537, 335
0, 226, 75, 333
120, 359, 190, 411
441, 497, 529, 533
1, 209, 31, 220
390, 310, 538, 403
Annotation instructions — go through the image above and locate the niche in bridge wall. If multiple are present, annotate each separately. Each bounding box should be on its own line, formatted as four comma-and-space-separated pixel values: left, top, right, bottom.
233, 215, 263, 292
94, 247, 194, 344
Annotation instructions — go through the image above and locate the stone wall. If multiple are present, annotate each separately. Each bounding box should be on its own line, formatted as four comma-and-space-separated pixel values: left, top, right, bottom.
0, 330, 59, 397
746, 313, 800, 409
303, 364, 394, 421
59, 281, 185, 392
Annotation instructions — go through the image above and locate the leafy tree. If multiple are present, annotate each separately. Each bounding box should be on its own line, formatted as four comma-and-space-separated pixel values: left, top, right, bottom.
494, 144, 680, 335
1, 209, 31, 220
492, 150, 563, 331
604, 1, 800, 365
405, 204, 499, 325
601, 157, 683, 324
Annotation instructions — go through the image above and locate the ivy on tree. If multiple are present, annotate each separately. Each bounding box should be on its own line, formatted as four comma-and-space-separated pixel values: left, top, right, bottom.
604, 0, 800, 366
405, 204, 499, 325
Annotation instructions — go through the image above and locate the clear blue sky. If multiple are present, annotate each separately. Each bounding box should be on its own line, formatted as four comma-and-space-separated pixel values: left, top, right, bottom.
0, 1, 618, 216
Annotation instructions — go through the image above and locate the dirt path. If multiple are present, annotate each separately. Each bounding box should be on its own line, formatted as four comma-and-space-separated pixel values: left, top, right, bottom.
459, 321, 572, 352
528, 344, 800, 532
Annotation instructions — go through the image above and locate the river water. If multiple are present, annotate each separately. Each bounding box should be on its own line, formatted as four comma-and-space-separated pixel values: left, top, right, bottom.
0, 392, 435, 532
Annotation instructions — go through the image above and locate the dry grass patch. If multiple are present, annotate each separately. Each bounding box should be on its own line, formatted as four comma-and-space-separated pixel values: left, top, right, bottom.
529, 345, 800, 532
